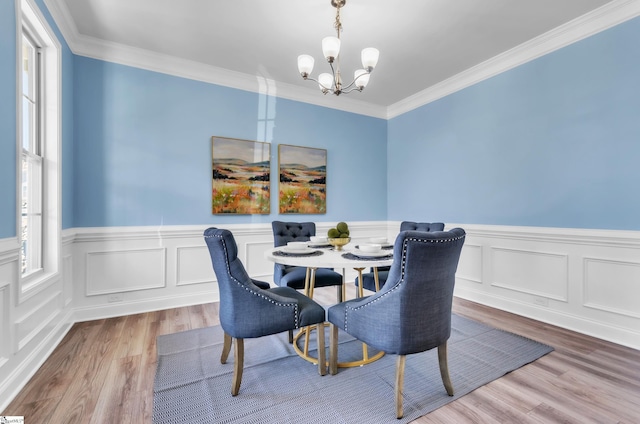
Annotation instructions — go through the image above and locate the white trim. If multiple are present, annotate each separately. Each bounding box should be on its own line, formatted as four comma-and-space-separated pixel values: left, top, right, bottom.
18, 0, 63, 304
44, 0, 640, 119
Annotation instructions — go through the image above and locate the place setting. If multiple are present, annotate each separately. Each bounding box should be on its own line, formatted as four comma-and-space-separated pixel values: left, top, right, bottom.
344, 240, 394, 261
273, 241, 324, 257
306, 235, 332, 248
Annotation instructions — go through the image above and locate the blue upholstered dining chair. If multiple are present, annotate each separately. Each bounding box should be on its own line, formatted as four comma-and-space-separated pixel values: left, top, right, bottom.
272, 221, 343, 301
204, 227, 327, 395
328, 228, 466, 419
355, 221, 445, 292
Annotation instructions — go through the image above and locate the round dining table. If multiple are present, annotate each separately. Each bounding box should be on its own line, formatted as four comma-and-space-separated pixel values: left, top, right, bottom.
265, 243, 394, 368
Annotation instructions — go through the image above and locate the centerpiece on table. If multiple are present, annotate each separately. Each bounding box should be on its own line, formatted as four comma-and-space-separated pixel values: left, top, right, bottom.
327, 222, 351, 251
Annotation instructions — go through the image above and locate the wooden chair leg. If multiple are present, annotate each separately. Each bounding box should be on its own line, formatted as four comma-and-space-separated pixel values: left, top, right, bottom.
316, 322, 326, 376
438, 343, 454, 396
395, 355, 406, 419
329, 323, 339, 375
231, 338, 244, 396
221, 332, 232, 364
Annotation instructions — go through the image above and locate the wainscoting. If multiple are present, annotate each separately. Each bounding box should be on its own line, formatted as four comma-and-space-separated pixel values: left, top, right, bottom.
1, 221, 639, 411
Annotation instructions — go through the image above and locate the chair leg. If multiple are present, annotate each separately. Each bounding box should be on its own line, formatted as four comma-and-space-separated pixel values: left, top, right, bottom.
329, 323, 339, 375
438, 343, 454, 396
221, 332, 232, 364
316, 322, 326, 376
231, 338, 244, 396
395, 355, 406, 419
288, 329, 293, 344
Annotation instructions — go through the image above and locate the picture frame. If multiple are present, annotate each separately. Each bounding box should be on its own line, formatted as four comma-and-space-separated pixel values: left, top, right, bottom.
211, 136, 270, 214
278, 144, 327, 214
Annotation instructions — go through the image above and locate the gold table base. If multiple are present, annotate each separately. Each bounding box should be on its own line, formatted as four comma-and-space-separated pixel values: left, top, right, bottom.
292, 324, 385, 368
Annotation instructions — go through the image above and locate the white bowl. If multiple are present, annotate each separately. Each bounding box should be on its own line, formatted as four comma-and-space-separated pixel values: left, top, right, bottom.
287, 241, 308, 250
358, 243, 382, 253
370, 237, 388, 244
310, 236, 327, 243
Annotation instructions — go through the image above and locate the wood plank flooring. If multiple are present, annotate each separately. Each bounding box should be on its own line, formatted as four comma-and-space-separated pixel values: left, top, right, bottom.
3, 286, 639, 423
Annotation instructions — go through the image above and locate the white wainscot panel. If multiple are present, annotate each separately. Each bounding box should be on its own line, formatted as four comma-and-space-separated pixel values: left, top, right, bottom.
0, 281, 9, 365
457, 244, 482, 284
86, 248, 166, 295
63, 254, 73, 306
491, 247, 568, 301
177, 246, 215, 286
245, 241, 276, 280
16, 291, 61, 350
584, 258, 640, 319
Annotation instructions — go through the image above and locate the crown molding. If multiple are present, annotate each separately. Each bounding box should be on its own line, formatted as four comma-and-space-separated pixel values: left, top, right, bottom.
44, 0, 640, 120
386, 0, 640, 119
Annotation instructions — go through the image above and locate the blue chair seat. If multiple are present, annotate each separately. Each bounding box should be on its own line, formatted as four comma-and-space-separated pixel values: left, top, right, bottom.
354, 270, 389, 292
280, 267, 343, 290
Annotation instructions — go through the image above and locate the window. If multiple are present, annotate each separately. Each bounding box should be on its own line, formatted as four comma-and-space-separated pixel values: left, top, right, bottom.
18, 0, 61, 299
20, 31, 43, 278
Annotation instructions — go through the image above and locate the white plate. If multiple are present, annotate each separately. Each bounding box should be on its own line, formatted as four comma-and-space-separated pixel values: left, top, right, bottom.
352, 249, 392, 258
281, 246, 316, 254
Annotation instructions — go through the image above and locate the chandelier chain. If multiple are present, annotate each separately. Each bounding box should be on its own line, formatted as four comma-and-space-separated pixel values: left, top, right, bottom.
334, 6, 342, 39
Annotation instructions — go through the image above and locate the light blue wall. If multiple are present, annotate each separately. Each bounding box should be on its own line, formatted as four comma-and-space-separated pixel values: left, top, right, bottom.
73, 57, 387, 227
3, 1, 639, 235
388, 17, 640, 231
0, 0, 17, 238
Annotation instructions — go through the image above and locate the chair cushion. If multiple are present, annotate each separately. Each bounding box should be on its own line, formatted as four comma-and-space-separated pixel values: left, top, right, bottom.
269, 287, 326, 327
355, 270, 389, 292
251, 279, 271, 290
279, 267, 343, 290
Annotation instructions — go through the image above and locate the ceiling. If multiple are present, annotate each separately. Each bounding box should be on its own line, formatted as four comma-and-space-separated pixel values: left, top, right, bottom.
49, 0, 625, 116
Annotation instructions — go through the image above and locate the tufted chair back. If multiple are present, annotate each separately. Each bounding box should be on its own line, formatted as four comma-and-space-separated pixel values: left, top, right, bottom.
400, 221, 445, 232
271, 221, 316, 284
272, 221, 316, 247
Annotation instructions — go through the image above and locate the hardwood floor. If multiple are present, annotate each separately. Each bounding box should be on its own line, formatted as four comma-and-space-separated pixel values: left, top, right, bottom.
3, 285, 640, 423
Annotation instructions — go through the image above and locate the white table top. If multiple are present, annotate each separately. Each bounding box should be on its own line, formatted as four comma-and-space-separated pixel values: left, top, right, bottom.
265, 245, 394, 269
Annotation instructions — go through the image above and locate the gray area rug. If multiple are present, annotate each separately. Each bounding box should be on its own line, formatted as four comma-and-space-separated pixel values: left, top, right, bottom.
153, 314, 553, 423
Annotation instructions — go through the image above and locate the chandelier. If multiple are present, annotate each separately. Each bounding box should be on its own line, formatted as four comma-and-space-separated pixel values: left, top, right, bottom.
297, 0, 379, 96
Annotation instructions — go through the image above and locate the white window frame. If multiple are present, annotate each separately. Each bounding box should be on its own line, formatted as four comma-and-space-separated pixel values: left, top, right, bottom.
17, 0, 61, 302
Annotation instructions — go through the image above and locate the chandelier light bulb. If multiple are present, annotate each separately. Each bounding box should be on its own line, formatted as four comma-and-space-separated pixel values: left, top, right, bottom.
318, 73, 334, 91
354, 70, 370, 89
322, 36, 341, 62
361, 48, 380, 72
297, 55, 315, 77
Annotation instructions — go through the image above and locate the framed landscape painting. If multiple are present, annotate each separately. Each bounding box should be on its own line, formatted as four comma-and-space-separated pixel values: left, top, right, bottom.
211, 136, 270, 214
278, 144, 327, 214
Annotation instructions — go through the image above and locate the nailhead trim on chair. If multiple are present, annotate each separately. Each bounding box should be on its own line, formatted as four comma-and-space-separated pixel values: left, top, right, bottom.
206, 232, 301, 327
344, 233, 465, 331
